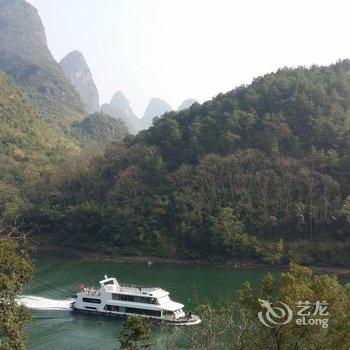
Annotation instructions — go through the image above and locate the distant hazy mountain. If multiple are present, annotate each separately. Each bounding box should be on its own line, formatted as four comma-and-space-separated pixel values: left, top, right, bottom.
0, 0, 84, 123
141, 98, 172, 129
110, 91, 140, 132
60, 51, 99, 114
101, 91, 140, 134
177, 98, 197, 112
110, 91, 130, 111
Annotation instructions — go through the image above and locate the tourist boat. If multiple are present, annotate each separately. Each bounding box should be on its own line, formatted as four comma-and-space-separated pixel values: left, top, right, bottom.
71, 276, 201, 325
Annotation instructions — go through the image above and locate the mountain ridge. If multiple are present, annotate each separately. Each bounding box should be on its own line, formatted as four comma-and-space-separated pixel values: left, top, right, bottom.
60, 50, 100, 114
101, 91, 140, 133
177, 98, 197, 111
140, 97, 172, 129
0, 0, 85, 124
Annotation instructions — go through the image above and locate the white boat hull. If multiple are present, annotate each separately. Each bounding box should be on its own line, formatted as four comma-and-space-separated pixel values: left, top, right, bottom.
71, 303, 201, 325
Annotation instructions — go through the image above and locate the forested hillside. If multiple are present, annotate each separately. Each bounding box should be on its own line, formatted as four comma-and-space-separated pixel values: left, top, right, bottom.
0, 70, 78, 221
27, 61, 350, 266
72, 112, 128, 145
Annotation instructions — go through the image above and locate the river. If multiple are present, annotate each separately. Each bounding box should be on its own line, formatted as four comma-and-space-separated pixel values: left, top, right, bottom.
22, 254, 282, 349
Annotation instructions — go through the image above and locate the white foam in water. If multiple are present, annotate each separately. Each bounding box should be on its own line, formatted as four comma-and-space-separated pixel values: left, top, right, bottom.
16, 295, 74, 311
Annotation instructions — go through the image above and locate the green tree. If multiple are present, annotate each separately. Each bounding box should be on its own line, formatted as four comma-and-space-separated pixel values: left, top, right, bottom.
182, 301, 240, 350
341, 195, 350, 223
0, 225, 33, 350
238, 263, 350, 349
208, 207, 253, 257
118, 316, 153, 350
184, 264, 350, 350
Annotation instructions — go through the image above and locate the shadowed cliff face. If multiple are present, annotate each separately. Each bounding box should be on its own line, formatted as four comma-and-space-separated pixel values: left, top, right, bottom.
141, 97, 172, 129
60, 50, 100, 114
0, 0, 84, 124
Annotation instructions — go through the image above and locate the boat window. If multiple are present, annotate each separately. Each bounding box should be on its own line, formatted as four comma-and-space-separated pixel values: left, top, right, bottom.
111, 294, 157, 304
139, 297, 157, 304
120, 294, 136, 302
104, 280, 115, 286
125, 307, 161, 317
82, 297, 101, 304
85, 306, 97, 310
104, 305, 119, 312
164, 311, 175, 316
112, 294, 120, 300
103, 304, 160, 317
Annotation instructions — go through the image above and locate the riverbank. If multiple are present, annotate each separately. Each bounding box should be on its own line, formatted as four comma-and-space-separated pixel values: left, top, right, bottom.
36, 244, 350, 277
36, 244, 256, 268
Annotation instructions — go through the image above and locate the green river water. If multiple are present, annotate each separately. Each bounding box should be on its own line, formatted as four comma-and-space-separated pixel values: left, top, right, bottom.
22, 254, 276, 349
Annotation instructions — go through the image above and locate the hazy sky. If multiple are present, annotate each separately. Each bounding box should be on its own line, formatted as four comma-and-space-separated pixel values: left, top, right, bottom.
27, 0, 350, 117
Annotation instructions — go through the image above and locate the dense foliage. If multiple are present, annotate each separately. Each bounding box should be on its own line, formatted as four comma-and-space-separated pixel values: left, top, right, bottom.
0, 69, 128, 222
0, 225, 33, 350
118, 315, 153, 350
182, 263, 350, 349
0, 71, 81, 222
72, 112, 128, 146
25, 61, 350, 265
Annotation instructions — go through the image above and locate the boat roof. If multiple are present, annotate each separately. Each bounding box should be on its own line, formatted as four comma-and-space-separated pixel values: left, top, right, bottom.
99, 277, 169, 298
161, 301, 184, 311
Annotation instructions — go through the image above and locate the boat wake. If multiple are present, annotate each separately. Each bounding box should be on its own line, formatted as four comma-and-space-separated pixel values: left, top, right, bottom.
16, 295, 74, 311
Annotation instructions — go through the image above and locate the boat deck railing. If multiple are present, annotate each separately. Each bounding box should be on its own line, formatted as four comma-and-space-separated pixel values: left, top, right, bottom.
83, 284, 163, 295
83, 288, 101, 296
118, 284, 161, 293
